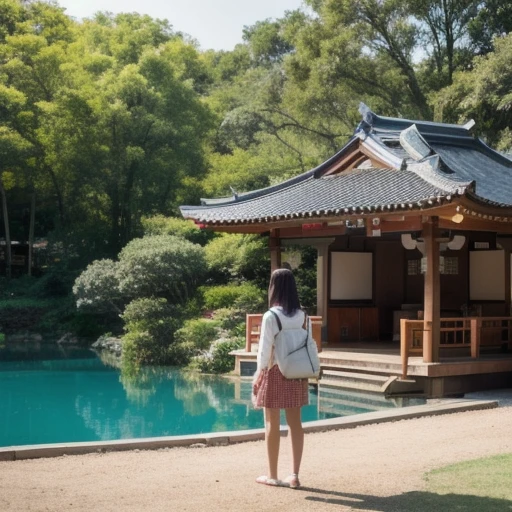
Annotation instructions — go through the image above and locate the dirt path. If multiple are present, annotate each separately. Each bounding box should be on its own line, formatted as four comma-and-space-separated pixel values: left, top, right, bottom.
1, 390, 511, 512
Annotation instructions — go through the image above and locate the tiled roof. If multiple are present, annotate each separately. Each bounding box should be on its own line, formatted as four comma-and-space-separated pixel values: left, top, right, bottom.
359, 104, 512, 207
180, 165, 468, 225
180, 104, 512, 225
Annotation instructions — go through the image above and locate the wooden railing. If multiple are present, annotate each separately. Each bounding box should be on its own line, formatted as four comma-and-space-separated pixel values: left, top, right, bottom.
246, 313, 323, 353
400, 317, 512, 379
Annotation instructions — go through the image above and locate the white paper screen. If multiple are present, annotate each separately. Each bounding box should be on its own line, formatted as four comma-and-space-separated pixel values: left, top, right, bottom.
330, 252, 373, 300
469, 250, 505, 300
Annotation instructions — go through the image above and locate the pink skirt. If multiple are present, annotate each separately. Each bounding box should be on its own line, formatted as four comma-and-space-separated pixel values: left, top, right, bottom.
254, 365, 309, 409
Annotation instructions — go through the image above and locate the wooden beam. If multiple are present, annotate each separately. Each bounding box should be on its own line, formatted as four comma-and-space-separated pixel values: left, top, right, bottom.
279, 224, 346, 238
439, 217, 512, 234
379, 216, 422, 233
200, 225, 269, 234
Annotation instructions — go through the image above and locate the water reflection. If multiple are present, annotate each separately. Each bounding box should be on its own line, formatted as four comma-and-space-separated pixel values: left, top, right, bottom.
0, 345, 424, 447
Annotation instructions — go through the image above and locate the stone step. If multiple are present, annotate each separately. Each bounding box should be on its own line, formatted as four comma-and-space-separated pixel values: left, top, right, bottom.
321, 369, 389, 385
319, 377, 387, 393
319, 360, 404, 376
317, 385, 393, 406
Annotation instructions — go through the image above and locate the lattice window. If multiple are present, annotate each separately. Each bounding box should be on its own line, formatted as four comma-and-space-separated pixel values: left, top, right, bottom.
408, 259, 421, 275
442, 256, 459, 275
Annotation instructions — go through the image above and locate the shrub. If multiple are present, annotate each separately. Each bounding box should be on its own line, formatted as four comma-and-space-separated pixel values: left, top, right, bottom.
204, 233, 268, 282
201, 282, 265, 311
72, 259, 122, 314
212, 308, 246, 334
194, 336, 245, 374
121, 297, 180, 341
117, 235, 206, 303
121, 297, 185, 366
174, 318, 221, 351
141, 215, 213, 246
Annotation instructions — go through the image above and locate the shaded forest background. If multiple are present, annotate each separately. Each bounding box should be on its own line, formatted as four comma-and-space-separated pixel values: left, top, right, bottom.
1, 0, 512, 370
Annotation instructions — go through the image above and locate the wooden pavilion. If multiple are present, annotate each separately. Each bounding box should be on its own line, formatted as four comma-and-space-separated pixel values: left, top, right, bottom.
180, 103, 512, 398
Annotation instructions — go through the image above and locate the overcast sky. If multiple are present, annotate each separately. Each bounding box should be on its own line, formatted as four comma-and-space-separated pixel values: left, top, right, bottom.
55, 0, 305, 51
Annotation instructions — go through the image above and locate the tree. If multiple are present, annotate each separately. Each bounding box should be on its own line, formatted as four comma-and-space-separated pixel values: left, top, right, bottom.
242, 18, 294, 66
433, 33, 512, 150
468, 0, 512, 55
407, 0, 479, 85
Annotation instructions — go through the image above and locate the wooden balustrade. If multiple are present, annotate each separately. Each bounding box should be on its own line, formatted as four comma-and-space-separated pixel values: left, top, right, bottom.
245, 313, 323, 353
400, 316, 512, 379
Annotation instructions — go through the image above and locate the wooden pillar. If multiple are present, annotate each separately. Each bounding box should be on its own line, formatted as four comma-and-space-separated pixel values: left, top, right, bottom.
505, 249, 511, 316
422, 217, 440, 363
269, 229, 281, 273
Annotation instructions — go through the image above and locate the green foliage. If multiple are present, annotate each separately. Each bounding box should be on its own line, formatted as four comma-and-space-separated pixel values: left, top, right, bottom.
193, 336, 245, 374
212, 307, 247, 334
0, 297, 55, 333
121, 297, 179, 339
201, 282, 266, 311
290, 245, 318, 312
117, 235, 206, 303
243, 19, 294, 66
204, 233, 269, 283
141, 215, 213, 245
174, 318, 220, 351
72, 259, 122, 314
433, 33, 512, 149
121, 297, 183, 366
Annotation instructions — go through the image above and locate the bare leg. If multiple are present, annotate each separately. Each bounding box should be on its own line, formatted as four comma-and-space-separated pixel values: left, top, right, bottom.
285, 407, 303, 476
264, 407, 281, 480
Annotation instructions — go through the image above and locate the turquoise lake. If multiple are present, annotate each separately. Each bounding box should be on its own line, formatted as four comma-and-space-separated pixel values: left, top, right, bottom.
0, 344, 424, 448
0, 345, 326, 447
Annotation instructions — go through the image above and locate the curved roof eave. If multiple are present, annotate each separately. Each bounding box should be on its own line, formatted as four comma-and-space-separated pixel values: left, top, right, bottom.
197, 136, 360, 207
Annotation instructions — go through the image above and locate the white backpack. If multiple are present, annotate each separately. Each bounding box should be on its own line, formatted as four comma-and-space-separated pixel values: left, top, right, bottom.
270, 309, 321, 380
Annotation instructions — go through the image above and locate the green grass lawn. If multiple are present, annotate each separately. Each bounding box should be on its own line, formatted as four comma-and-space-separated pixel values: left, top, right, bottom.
425, 453, 512, 500
413, 453, 512, 512
302, 454, 512, 511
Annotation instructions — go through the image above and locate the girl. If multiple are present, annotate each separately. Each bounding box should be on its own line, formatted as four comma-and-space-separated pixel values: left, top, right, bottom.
252, 268, 310, 489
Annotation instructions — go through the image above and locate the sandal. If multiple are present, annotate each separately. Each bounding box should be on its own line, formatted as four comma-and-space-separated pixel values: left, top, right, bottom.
285, 474, 300, 489
255, 475, 283, 487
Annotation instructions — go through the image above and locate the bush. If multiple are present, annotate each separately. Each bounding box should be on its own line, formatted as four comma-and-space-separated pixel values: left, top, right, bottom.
118, 235, 206, 303
174, 318, 221, 351
141, 215, 213, 246
121, 297, 185, 366
201, 282, 265, 311
194, 337, 245, 374
72, 259, 122, 314
204, 233, 269, 282
212, 308, 246, 334
122, 297, 180, 341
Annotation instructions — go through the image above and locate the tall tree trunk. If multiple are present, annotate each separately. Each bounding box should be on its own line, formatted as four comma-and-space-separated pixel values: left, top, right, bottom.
0, 178, 12, 280
28, 191, 35, 277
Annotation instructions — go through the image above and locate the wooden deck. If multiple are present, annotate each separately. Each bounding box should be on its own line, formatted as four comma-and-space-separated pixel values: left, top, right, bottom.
319, 343, 512, 377
233, 340, 512, 397
238, 313, 512, 397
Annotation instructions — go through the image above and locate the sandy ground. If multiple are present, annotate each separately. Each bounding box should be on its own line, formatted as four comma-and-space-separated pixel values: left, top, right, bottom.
1, 390, 511, 512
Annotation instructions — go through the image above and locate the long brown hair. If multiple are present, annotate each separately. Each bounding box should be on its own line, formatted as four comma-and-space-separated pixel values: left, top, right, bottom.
268, 268, 301, 316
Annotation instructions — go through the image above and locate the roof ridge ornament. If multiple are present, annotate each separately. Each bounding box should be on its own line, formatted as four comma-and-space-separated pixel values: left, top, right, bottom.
399, 124, 433, 161
409, 157, 473, 196
463, 119, 476, 131
357, 102, 375, 134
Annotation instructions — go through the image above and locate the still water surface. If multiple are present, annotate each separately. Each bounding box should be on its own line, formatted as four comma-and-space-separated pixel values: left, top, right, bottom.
0, 344, 423, 448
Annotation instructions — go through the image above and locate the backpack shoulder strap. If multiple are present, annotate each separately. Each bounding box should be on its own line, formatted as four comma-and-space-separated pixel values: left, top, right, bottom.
269, 309, 282, 331
302, 310, 308, 330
